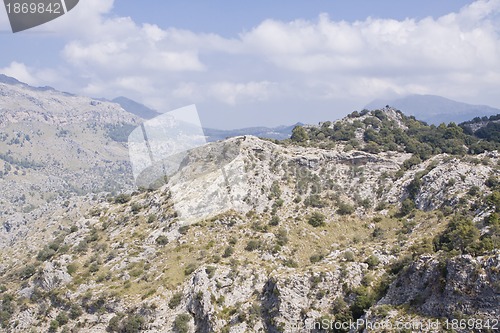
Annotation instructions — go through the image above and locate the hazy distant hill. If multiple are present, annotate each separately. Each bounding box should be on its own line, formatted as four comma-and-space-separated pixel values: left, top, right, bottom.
110, 95, 296, 141
0, 74, 61, 93
203, 124, 298, 142
0, 74, 23, 85
366, 94, 500, 124
112, 96, 160, 120
0, 74, 140, 246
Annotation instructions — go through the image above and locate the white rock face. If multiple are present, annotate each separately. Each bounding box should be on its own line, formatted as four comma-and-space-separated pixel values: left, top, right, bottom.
164, 136, 406, 225
378, 253, 500, 320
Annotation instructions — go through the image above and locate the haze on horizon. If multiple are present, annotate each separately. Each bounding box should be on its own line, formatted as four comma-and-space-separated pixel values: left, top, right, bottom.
0, 0, 499, 129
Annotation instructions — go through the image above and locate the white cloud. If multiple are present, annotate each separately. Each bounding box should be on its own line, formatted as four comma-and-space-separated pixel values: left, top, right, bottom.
240, 2, 500, 77
209, 81, 276, 105
0, 62, 38, 85
2, 0, 500, 127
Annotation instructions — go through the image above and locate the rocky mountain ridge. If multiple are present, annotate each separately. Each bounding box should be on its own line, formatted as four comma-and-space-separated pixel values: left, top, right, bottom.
0, 77, 141, 248
0, 131, 498, 332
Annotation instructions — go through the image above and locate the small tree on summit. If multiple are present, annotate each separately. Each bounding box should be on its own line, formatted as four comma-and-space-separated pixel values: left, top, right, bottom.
291, 126, 309, 142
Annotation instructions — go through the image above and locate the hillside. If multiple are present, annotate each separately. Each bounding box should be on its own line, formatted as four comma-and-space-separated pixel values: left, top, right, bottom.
0, 107, 498, 332
0, 76, 140, 248
289, 107, 500, 158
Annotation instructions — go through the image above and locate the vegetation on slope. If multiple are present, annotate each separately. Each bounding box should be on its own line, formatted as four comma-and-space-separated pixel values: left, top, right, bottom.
289, 108, 500, 157
0, 108, 499, 332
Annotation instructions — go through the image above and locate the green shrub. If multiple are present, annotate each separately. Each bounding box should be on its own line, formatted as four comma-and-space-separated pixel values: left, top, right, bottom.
399, 198, 416, 216
434, 214, 482, 255
174, 313, 191, 333
344, 251, 355, 262
69, 304, 83, 319
291, 126, 309, 142
147, 214, 157, 223
20, 264, 36, 279
205, 266, 216, 279
337, 202, 355, 215
66, 263, 77, 275
75, 240, 88, 253
304, 194, 326, 208
114, 193, 131, 204
0, 294, 15, 328
168, 292, 183, 309
107, 314, 125, 332
350, 286, 376, 319
468, 186, 480, 196
310, 253, 324, 263
269, 181, 282, 199
36, 246, 56, 261
89, 262, 100, 273
275, 228, 289, 246
130, 202, 142, 213
372, 226, 385, 239
269, 215, 280, 226
56, 312, 69, 325
283, 259, 299, 268
178, 225, 190, 235
365, 255, 380, 268
184, 263, 198, 276
308, 212, 326, 227
331, 297, 353, 329
222, 246, 234, 258
49, 320, 59, 332
107, 313, 145, 333
245, 240, 261, 251
155, 235, 169, 245
402, 154, 422, 170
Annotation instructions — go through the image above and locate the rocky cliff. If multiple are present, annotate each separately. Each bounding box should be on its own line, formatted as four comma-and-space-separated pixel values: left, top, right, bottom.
0, 132, 498, 332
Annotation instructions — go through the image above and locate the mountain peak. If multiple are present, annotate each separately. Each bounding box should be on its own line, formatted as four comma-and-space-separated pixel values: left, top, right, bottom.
0, 74, 25, 86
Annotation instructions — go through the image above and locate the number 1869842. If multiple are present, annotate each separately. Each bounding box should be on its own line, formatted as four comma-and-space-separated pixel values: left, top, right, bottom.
5, 2, 62, 14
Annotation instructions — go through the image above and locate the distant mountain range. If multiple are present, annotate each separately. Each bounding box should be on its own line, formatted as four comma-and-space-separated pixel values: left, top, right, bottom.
117, 93, 500, 139
365, 94, 500, 125
110, 94, 296, 141
111, 96, 160, 120
0, 74, 63, 93
202, 125, 297, 142
5, 74, 500, 143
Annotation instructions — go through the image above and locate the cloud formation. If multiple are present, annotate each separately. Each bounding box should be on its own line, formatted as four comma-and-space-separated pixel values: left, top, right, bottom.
2, 0, 500, 127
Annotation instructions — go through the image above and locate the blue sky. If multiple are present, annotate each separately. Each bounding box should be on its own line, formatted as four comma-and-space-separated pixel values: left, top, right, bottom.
0, 0, 499, 128
111, 1, 473, 34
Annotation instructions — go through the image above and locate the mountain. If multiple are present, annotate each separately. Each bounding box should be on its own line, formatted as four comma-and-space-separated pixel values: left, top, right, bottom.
110, 95, 295, 140
110, 95, 296, 140
0, 103, 498, 332
0, 74, 140, 247
111, 96, 160, 120
0, 74, 23, 86
365, 94, 500, 125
